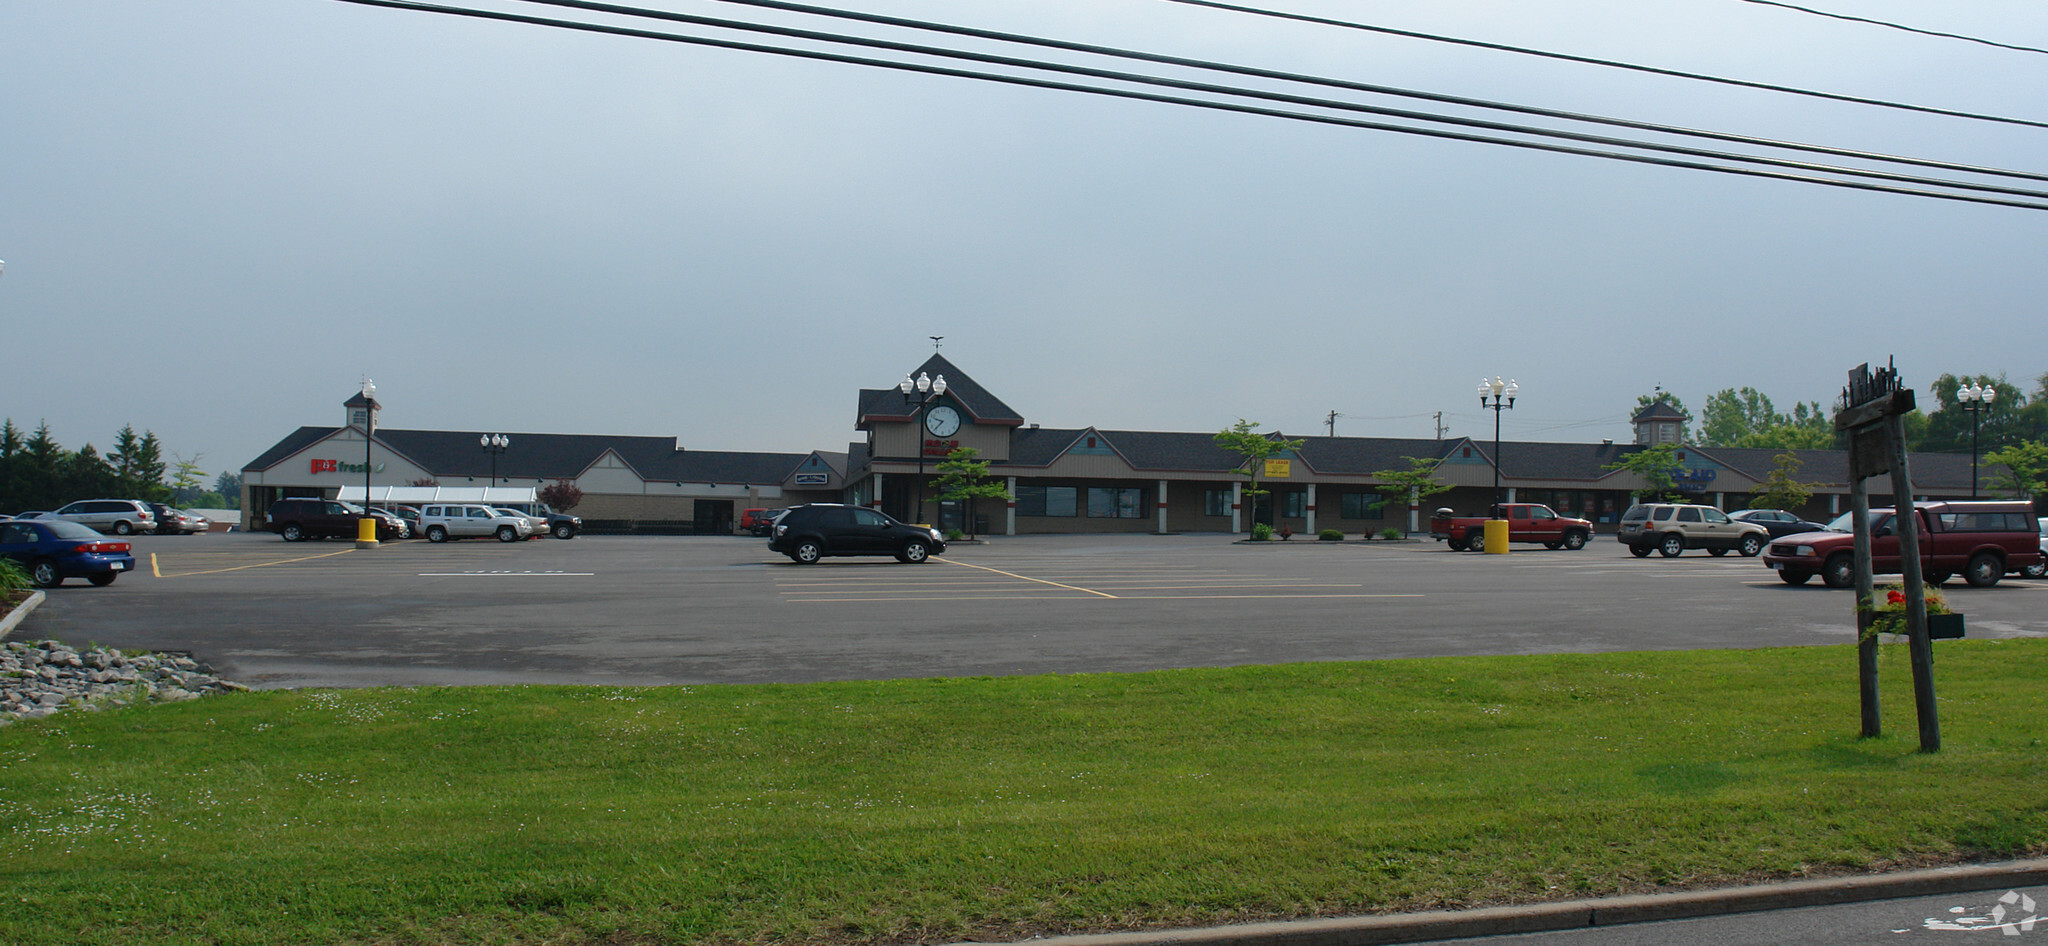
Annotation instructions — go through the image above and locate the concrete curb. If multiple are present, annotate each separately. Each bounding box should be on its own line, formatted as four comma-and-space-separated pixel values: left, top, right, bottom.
962, 859, 2048, 946
0, 591, 47, 641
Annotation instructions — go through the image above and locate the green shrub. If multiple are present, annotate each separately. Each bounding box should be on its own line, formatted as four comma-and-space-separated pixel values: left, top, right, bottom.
1380, 528, 1404, 540
0, 558, 28, 595
1250, 523, 1274, 542
944, 528, 964, 541
1317, 529, 1344, 541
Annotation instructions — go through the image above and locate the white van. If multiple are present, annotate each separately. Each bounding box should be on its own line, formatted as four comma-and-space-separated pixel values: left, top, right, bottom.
417, 504, 534, 543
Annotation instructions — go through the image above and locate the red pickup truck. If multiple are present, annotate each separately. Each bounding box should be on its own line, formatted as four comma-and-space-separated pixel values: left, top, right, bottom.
1431, 503, 1595, 551
1761, 500, 2042, 588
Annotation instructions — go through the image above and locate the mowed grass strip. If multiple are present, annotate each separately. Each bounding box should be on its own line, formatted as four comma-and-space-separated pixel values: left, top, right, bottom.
2, 640, 2045, 945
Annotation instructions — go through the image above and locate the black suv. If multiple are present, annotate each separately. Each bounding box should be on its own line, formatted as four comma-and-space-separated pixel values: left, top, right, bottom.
266, 498, 403, 541
768, 504, 946, 564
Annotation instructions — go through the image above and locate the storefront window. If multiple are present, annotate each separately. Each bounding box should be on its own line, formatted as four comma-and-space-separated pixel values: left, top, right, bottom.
1017, 485, 1079, 517
1342, 493, 1384, 519
1088, 487, 1143, 518
1204, 489, 1233, 517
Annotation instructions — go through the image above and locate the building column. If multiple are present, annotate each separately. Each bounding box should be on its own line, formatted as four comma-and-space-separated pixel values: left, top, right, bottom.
870, 473, 884, 510
1232, 481, 1243, 534
1408, 487, 1420, 535
1714, 491, 1725, 509
1156, 479, 1170, 534
1006, 476, 1017, 536
1305, 483, 1317, 533
1830, 493, 1841, 515
1505, 487, 1516, 503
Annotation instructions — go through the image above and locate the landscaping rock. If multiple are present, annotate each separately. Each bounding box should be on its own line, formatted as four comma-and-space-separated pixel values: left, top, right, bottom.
0, 640, 244, 726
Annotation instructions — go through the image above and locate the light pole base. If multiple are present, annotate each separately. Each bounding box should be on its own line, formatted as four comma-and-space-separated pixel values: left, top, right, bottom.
355, 518, 381, 549
1483, 518, 1510, 554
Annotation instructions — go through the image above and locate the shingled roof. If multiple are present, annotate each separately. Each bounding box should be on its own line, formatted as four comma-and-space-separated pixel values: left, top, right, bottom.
246, 428, 808, 486
856, 354, 1024, 428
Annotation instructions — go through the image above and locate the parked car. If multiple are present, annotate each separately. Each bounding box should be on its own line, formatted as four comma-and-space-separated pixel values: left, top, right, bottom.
2021, 517, 2048, 580
0, 518, 136, 587
741, 508, 785, 537
1430, 503, 1593, 551
493, 507, 550, 539
147, 503, 212, 536
9, 512, 52, 521
1761, 501, 2043, 588
768, 503, 944, 564
45, 499, 157, 536
1727, 508, 1829, 539
1617, 503, 1768, 558
493, 502, 581, 539
266, 498, 403, 541
417, 504, 534, 543
379, 505, 424, 538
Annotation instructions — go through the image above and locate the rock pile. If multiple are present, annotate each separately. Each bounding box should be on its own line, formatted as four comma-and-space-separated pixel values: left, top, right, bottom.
1, 640, 247, 724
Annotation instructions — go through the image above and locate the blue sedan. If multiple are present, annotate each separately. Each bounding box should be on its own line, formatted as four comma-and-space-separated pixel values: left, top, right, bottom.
0, 518, 137, 587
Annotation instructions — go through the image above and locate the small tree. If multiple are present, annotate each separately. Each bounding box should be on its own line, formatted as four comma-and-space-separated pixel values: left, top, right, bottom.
1750, 451, 1815, 511
538, 479, 585, 512
1984, 440, 2048, 499
932, 447, 1011, 538
1604, 444, 1685, 502
1369, 456, 1453, 530
1214, 419, 1305, 534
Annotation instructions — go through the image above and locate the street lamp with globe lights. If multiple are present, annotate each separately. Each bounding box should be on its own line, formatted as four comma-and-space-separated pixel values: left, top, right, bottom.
1479, 376, 1519, 508
481, 433, 511, 489
1958, 382, 1996, 498
897, 371, 948, 525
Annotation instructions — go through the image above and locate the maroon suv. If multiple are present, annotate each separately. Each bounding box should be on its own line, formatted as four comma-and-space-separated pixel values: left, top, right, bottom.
1763, 500, 2042, 588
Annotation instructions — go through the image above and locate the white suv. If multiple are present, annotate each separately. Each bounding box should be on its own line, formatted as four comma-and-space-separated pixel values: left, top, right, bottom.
417, 504, 534, 543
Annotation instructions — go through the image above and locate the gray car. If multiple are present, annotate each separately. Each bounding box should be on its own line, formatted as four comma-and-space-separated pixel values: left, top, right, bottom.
46, 499, 158, 535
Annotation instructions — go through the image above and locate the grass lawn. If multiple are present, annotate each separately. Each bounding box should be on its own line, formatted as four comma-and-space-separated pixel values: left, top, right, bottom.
2, 639, 2044, 945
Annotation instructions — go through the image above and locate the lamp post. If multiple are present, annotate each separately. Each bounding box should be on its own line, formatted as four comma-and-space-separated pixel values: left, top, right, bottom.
481, 433, 510, 494
1958, 382, 1995, 498
897, 371, 948, 524
356, 379, 379, 548
1479, 376, 1518, 508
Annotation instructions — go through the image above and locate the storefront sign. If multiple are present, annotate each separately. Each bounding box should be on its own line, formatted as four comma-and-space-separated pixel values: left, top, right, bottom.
922, 439, 959, 457
1674, 468, 1717, 492
1264, 459, 1292, 478
311, 458, 386, 474
793, 472, 829, 486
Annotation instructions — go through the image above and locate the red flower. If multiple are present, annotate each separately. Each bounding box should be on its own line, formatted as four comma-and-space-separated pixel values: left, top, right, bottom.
1887, 590, 1905, 605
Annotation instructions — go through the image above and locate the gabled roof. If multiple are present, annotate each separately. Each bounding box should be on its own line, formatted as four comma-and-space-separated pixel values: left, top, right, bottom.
856, 354, 1025, 428
246, 428, 808, 486
1632, 400, 1687, 422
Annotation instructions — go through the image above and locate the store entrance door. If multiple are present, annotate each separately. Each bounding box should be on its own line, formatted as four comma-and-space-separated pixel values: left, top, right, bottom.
694, 500, 733, 535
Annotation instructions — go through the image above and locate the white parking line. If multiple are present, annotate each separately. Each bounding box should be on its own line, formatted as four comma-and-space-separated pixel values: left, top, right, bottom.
417, 571, 594, 577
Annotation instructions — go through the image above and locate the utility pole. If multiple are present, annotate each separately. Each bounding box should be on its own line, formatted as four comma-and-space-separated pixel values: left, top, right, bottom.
1434, 412, 1449, 442
1326, 410, 1342, 437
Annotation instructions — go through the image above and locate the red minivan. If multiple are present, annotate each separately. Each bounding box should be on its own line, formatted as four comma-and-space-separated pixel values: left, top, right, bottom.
1762, 500, 2042, 588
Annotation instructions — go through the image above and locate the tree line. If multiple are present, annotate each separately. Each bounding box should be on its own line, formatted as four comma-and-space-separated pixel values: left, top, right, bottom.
1638, 370, 2048, 500
0, 419, 240, 514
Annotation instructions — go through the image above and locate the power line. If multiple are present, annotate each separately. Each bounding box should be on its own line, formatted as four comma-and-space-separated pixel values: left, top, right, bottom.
1732, 0, 2048, 57
1157, 0, 2048, 129
620, 0, 2048, 185
328, 0, 2048, 211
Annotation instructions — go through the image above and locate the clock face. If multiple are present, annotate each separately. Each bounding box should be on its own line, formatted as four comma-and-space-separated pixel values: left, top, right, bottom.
925, 405, 962, 437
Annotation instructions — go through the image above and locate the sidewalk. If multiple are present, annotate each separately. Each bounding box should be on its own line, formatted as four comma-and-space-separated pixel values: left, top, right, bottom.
975, 858, 2048, 946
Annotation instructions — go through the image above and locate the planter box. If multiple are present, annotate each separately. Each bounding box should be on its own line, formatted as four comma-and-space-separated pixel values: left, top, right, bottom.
1928, 613, 1966, 640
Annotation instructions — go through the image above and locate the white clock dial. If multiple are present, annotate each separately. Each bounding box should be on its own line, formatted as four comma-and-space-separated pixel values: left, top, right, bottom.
925, 405, 961, 437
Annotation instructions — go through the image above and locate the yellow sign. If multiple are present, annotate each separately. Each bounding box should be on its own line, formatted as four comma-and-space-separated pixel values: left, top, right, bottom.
1264, 459, 1292, 478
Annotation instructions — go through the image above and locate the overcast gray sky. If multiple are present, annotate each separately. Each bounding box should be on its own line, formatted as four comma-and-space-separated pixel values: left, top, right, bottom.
5, 0, 2045, 481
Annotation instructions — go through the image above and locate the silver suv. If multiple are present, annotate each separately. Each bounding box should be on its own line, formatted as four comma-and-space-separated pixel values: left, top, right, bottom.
1618, 503, 1768, 558
46, 499, 158, 536
417, 504, 534, 543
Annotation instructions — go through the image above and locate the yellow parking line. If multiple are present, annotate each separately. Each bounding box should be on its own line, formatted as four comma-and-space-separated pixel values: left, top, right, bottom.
936, 558, 1119, 598
153, 548, 357, 578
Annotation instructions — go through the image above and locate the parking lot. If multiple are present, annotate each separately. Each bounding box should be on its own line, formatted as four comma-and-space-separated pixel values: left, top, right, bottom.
18, 531, 2048, 688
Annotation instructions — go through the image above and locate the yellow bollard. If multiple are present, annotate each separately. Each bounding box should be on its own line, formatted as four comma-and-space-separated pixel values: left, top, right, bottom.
355, 516, 381, 549
1483, 518, 1509, 554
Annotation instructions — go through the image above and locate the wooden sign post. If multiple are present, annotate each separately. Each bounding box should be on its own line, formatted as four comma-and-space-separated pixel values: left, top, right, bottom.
1834, 360, 1939, 752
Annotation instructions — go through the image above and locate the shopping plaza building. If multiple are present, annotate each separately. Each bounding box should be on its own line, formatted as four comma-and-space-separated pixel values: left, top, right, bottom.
241, 355, 1992, 535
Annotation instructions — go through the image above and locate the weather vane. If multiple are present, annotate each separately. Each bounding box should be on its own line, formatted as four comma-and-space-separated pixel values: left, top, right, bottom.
930, 336, 944, 351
